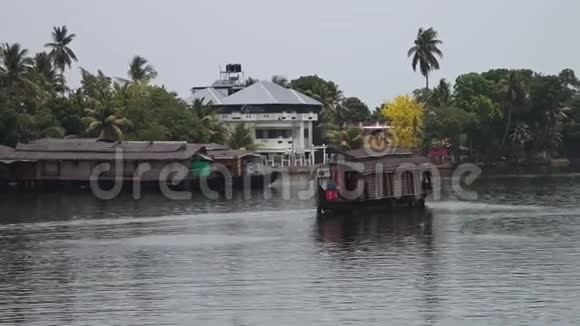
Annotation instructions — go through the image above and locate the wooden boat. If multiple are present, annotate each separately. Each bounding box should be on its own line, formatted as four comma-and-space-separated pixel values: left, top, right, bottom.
315, 148, 434, 215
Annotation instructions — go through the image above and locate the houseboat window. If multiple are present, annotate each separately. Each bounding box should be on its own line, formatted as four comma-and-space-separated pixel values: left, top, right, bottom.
344, 171, 360, 192
384, 173, 394, 197
402, 171, 415, 195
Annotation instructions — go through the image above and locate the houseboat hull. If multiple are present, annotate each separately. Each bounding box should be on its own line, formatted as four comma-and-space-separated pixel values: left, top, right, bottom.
316, 185, 427, 216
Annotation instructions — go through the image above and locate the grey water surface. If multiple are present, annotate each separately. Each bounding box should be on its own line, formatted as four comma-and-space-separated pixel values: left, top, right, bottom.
0, 175, 579, 325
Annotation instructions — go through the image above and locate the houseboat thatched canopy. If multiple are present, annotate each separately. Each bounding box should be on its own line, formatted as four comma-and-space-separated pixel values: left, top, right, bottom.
327, 146, 432, 175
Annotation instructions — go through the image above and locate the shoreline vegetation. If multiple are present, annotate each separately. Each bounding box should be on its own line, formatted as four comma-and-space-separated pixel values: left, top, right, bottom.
1, 26, 580, 170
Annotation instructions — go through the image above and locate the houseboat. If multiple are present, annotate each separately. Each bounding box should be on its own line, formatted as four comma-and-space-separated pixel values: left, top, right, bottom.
315, 147, 434, 215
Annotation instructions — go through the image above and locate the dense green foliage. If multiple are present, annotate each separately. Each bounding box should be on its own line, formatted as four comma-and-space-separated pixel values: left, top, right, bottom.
422, 69, 580, 163
0, 26, 224, 146
226, 123, 257, 150
325, 127, 364, 151
287, 75, 372, 148
3, 25, 580, 166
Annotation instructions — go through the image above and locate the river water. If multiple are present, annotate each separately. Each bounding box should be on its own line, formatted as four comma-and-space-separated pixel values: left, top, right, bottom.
0, 174, 579, 325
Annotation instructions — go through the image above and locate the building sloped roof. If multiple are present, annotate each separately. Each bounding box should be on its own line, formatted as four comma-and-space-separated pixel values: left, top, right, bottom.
1, 139, 206, 161
220, 81, 322, 106
192, 143, 230, 151
185, 88, 226, 105
0, 145, 15, 159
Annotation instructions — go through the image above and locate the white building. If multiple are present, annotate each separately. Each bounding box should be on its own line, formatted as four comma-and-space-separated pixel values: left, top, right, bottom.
188, 80, 323, 165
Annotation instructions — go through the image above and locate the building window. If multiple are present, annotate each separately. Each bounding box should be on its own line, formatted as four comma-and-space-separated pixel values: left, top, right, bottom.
304, 128, 308, 138
256, 129, 265, 139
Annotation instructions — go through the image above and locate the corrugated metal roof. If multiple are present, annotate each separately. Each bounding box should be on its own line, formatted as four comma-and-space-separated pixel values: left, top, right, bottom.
219, 81, 322, 106
184, 88, 226, 105
1, 139, 206, 161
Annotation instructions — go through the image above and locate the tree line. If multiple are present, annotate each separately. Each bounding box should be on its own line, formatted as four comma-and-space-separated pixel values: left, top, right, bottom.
0, 26, 231, 147
0, 25, 373, 150
2, 25, 580, 165
309, 26, 580, 166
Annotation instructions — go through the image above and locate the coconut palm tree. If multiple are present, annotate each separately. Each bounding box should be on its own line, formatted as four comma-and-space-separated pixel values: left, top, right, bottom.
45, 25, 77, 89
190, 98, 227, 143
31, 52, 56, 81
428, 79, 452, 108
82, 90, 131, 141
226, 123, 257, 150
0, 43, 33, 86
498, 71, 528, 150
543, 106, 571, 156
326, 127, 363, 151
510, 123, 532, 145
128, 55, 158, 83
29, 52, 64, 93
509, 123, 532, 163
0, 43, 47, 108
408, 27, 443, 89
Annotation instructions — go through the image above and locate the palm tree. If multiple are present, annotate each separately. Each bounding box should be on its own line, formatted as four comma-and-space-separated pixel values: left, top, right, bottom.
408, 27, 443, 89
0, 43, 47, 108
128, 55, 158, 83
509, 123, 532, 163
543, 106, 571, 156
326, 127, 363, 151
509, 123, 532, 145
83, 95, 131, 141
226, 123, 257, 150
0, 43, 33, 86
45, 25, 77, 88
29, 52, 63, 93
190, 98, 227, 143
31, 52, 56, 81
428, 79, 452, 108
498, 71, 528, 150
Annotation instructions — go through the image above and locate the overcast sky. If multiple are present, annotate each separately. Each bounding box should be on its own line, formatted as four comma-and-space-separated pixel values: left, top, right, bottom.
1, 0, 579, 107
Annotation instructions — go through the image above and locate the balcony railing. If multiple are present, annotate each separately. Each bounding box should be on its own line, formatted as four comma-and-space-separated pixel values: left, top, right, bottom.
218, 113, 317, 122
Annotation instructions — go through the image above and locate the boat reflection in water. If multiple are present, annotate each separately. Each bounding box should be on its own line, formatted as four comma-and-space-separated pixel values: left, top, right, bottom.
314, 208, 441, 324
315, 208, 433, 247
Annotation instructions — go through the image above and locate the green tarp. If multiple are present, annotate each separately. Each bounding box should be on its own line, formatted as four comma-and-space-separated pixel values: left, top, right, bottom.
191, 160, 210, 176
